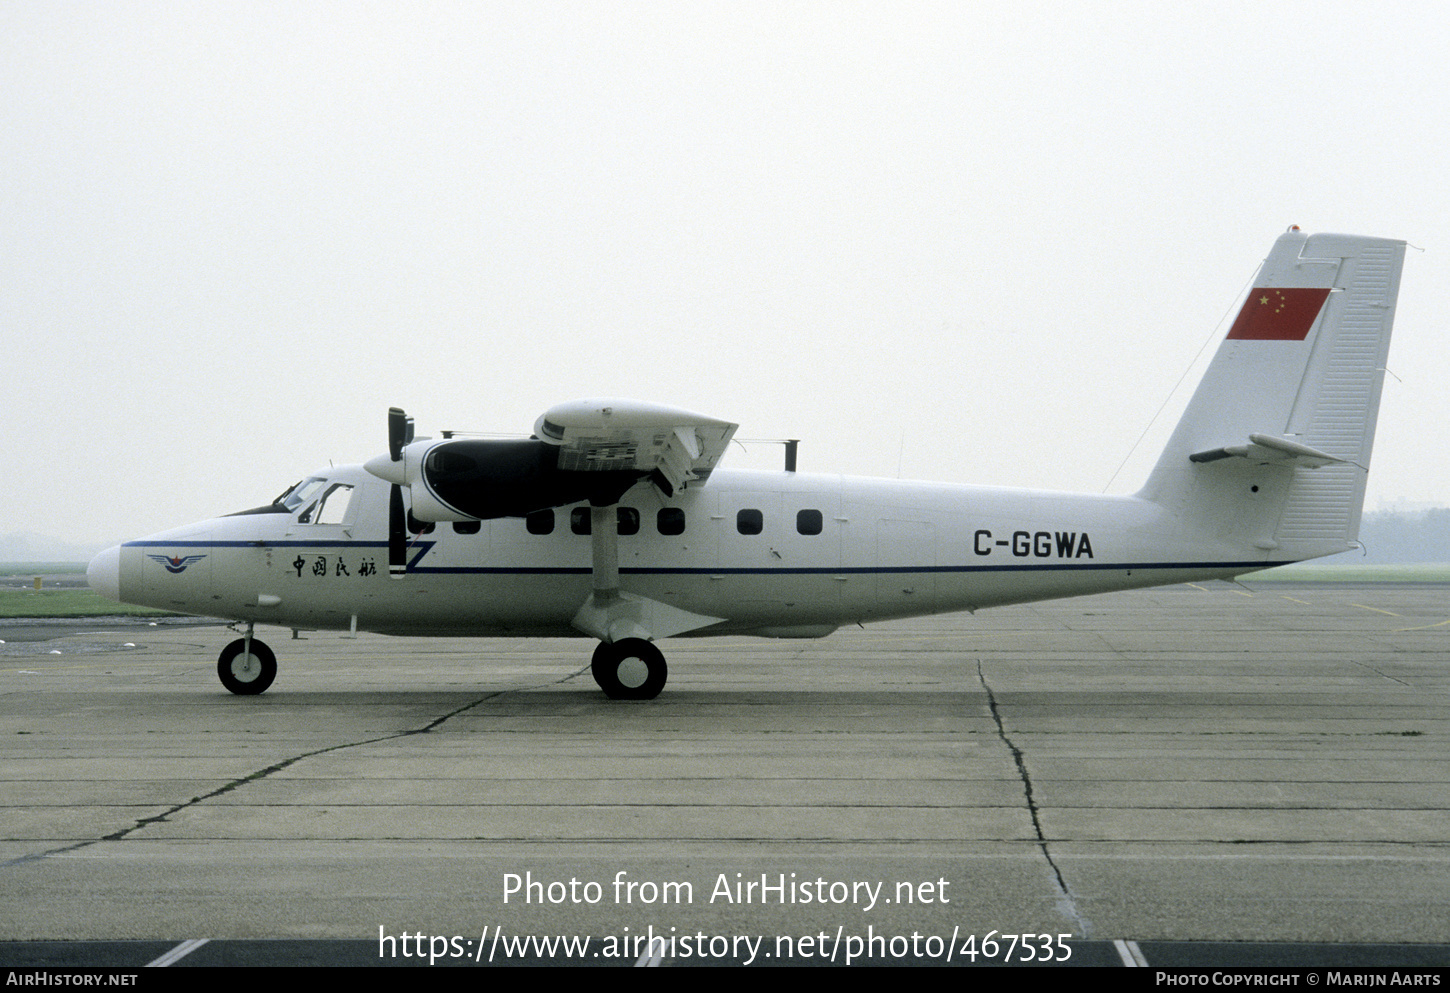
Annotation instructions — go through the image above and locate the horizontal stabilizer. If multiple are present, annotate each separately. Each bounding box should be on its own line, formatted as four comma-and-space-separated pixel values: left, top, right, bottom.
1189, 433, 1346, 469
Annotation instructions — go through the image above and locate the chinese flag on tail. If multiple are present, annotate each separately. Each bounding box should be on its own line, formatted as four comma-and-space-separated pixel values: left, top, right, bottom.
1226, 287, 1332, 341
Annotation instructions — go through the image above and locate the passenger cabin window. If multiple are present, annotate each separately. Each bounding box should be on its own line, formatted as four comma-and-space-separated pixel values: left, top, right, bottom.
796, 509, 823, 535
736, 508, 763, 535
452, 521, 481, 535
407, 510, 435, 535
526, 509, 554, 535
657, 508, 685, 536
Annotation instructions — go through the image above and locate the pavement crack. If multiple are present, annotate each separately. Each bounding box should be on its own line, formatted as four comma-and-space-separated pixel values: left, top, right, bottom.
4, 674, 563, 869
1349, 659, 1413, 687
976, 659, 1091, 938
404, 687, 516, 735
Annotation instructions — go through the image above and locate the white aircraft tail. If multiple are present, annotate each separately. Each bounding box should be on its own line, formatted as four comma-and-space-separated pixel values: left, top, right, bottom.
1139, 228, 1406, 566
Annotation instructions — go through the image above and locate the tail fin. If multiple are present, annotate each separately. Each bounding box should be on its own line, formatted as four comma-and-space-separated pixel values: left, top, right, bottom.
1140, 228, 1406, 565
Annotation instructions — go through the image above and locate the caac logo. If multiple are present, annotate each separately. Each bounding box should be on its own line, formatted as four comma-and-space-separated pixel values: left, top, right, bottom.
147, 554, 206, 574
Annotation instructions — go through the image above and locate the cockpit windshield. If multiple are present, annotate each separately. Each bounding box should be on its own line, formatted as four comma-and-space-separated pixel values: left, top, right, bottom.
274, 477, 328, 513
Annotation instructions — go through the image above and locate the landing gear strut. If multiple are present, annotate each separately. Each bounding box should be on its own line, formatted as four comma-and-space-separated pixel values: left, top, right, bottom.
218, 636, 277, 695
590, 638, 667, 700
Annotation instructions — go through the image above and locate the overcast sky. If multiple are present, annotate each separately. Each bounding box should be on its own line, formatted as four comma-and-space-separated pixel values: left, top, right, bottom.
6, 1, 1448, 548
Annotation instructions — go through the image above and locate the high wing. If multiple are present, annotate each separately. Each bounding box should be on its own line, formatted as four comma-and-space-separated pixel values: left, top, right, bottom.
365, 398, 738, 523
532, 398, 738, 498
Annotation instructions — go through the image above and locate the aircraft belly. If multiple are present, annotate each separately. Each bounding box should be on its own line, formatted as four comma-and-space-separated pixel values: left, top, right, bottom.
351, 571, 845, 637
670, 571, 843, 630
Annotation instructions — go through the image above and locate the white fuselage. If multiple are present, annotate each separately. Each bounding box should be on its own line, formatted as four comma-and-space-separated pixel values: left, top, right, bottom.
106, 464, 1276, 640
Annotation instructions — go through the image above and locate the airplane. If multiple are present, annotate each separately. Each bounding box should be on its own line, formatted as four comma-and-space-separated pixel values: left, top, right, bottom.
86, 228, 1407, 700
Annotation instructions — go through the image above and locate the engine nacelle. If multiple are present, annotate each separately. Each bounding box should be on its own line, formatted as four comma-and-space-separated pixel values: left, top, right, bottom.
371, 439, 646, 522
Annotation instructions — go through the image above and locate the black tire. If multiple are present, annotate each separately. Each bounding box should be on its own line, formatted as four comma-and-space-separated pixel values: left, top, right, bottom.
590, 638, 667, 700
217, 638, 277, 695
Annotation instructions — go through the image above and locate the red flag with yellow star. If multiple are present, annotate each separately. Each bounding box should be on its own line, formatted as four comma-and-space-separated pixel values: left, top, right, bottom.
1226, 287, 1332, 341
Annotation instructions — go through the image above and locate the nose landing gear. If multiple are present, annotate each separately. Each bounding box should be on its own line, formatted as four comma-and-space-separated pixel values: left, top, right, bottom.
217, 635, 277, 695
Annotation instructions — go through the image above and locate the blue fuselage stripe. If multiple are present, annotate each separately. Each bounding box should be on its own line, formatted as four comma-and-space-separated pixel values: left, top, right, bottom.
121, 540, 1286, 575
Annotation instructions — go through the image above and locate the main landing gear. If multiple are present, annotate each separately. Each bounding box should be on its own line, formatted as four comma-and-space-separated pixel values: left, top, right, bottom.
217, 633, 276, 695
590, 638, 668, 700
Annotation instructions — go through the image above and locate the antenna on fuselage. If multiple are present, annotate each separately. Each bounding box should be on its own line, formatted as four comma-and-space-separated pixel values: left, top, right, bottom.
734, 437, 800, 472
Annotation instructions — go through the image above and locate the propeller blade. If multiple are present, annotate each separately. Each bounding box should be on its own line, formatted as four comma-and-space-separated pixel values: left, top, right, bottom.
389, 484, 407, 579
388, 407, 408, 462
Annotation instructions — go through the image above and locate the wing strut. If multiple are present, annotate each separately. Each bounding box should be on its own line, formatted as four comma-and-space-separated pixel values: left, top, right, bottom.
589, 504, 621, 603
570, 497, 725, 644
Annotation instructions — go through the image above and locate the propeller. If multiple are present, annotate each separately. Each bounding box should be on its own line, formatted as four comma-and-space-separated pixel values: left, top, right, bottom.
386, 407, 413, 579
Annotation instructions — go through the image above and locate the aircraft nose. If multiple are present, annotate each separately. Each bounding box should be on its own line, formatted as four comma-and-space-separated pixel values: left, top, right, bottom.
87, 545, 122, 603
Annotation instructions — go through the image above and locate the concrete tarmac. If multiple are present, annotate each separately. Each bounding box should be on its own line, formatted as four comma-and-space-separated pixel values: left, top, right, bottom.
2, 581, 1447, 965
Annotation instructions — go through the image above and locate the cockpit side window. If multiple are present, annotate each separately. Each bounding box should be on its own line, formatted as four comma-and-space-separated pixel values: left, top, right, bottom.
296, 482, 354, 525
312, 484, 355, 525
